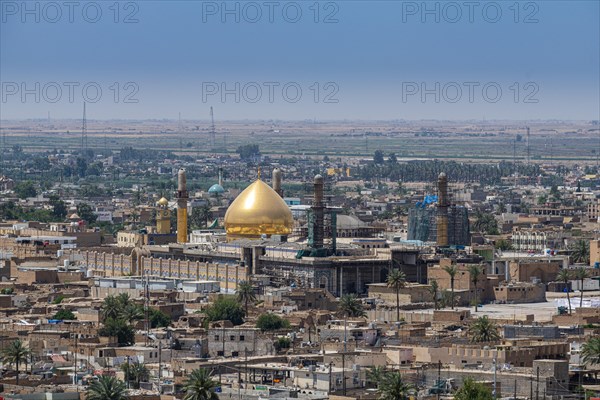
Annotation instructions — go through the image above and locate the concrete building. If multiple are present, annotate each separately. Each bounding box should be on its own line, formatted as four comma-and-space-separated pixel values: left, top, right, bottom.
207, 322, 275, 358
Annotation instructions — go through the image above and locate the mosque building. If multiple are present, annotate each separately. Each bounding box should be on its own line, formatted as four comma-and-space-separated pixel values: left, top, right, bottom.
86, 168, 398, 296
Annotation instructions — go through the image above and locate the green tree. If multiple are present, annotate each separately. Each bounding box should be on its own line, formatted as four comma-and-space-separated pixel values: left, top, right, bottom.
468, 316, 500, 343
468, 264, 484, 312
190, 205, 211, 229
495, 239, 513, 251
121, 361, 149, 389
581, 336, 600, 366
256, 313, 290, 332
339, 294, 366, 318
236, 281, 257, 316
236, 144, 260, 161
86, 375, 127, 400
53, 309, 76, 320
98, 318, 135, 346
101, 295, 124, 321
386, 268, 407, 323
366, 366, 386, 388
442, 264, 458, 310
183, 368, 220, 400
76, 202, 97, 224
121, 303, 144, 323
453, 378, 494, 400
575, 267, 590, 308
537, 194, 547, 205
388, 152, 398, 164
149, 308, 171, 328
373, 150, 384, 164
473, 212, 499, 235
49, 195, 68, 220
556, 269, 572, 314
203, 296, 245, 326
14, 181, 37, 199
570, 240, 590, 264
75, 157, 88, 177
1, 339, 32, 385
377, 372, 413, 400
274, 336, 291, 351
429, 279, 440, 310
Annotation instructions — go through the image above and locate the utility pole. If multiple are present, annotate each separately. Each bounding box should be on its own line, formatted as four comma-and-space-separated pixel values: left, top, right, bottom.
513, 379, 517, 400
536, 365, 540, 400
328, 362, 333, 392
437, 360, 441, 400
158, 341, 162, 394
530, 371, 533, 400
492, 352, 497, 399
73, 329, 78, 390
342, 352, 346, 396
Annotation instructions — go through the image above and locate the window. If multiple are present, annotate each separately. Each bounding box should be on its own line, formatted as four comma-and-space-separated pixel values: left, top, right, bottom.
230, 335, 235, 341
232, 351, 239, 357
240, 335, 245, 341
214, 335, 219, 341
217, 351, 224, 356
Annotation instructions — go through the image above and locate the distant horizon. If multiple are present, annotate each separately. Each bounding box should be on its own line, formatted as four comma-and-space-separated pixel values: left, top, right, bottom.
1, 117, 598, 124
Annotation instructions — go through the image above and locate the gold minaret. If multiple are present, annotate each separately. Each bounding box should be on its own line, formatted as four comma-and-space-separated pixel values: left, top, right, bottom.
176, 169, 189, 243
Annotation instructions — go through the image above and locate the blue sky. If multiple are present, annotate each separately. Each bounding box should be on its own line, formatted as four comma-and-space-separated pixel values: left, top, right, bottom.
1, 0, 599, 120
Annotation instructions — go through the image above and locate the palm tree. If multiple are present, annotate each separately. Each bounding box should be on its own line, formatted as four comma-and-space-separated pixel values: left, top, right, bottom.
339, 294, 366, 318
183, 368, 219, 400
467, 264, 484, 312
429, 280, 439, 310
1, 339, 32, 385
570, 239, 590, 264
366, 366, 386, 388
86, 375, 127, 400
121, 361, 149, 389
339, 294, 366, 352
581, 337, 600, 366
575, 267, 589, 308
100, 295, 122, 321
556, 269, 572, 314
236, 281, 256, 317
468, 315, 500, 343
442, 265, 458, 309
378, 372, 413, 400
386, 269, 407, 322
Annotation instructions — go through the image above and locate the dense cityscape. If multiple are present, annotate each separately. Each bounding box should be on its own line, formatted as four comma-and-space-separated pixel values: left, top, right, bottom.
2, 1, 600, 399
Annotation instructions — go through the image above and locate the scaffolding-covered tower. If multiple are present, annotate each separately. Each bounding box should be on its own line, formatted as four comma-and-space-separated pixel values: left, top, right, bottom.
407, 173, 470, 246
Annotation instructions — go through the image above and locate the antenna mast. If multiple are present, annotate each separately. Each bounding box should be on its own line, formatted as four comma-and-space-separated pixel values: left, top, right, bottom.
81, 102, 87, 154
210, 106, 216, 149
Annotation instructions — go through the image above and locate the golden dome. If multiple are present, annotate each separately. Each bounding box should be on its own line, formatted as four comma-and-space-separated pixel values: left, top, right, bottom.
224, 179, 293, 238
157, 197, 169, 206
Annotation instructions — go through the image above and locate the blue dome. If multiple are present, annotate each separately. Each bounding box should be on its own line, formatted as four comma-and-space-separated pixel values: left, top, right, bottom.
208, 184, 225, 194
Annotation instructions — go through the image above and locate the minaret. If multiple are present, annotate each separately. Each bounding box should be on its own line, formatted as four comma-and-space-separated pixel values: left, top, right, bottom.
312, 174, 325, 249
436, 172, 449, 247
273, 168, 283, 197
156, 198, 171, 234
176, 169, 189, 243
218, 167, 223, 187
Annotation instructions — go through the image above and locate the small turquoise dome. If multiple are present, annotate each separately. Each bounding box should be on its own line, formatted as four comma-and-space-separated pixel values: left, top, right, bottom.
208, 184, 225, 194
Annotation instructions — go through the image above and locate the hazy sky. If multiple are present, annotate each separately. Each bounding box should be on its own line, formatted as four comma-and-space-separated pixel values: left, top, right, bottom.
1, 0, 599, 120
